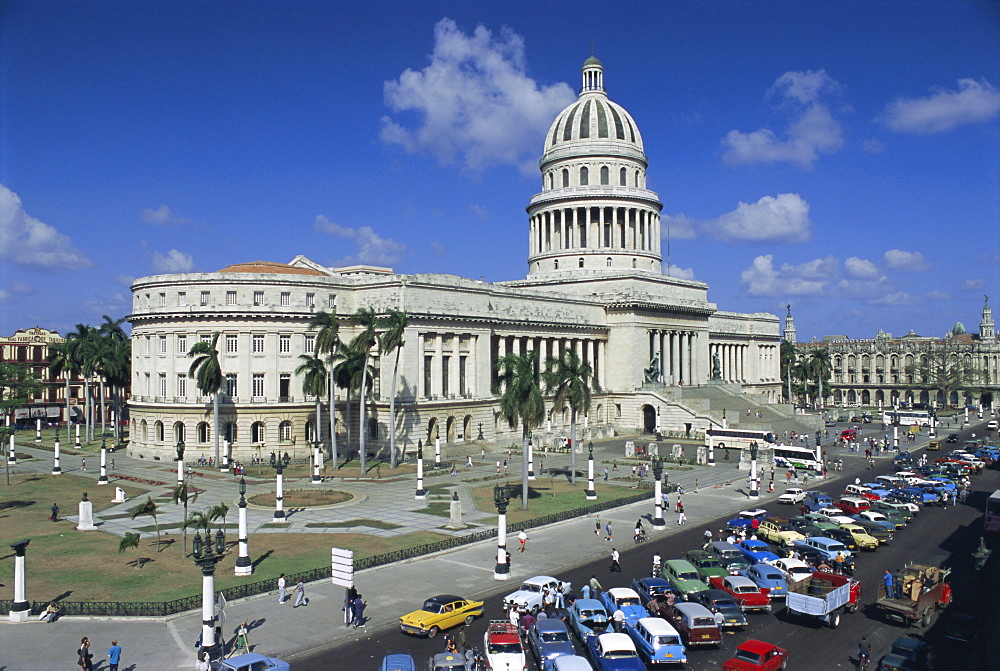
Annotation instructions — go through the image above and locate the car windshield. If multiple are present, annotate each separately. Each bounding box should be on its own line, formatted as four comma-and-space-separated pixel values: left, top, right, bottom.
735, 585, 757, 593
488, 643, 522, 655
654, 635, 682, 646
692, 617, 716, 627
581, 610, 606, 621
699, 559, 723, 568
422, 601, 444, 613
716, 599, 739, 608
648, 584, 672, 596
520, 583, 541, 592
604, 649, 637, 659
616, 596, 640, 607
733, 650, 763, 663
828, 544, 846, 552
678, 572, 700, 581
541, 631, 570, 643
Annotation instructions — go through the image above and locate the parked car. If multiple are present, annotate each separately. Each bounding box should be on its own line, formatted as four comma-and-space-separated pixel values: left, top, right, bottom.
708, 576, 771, 612
722, 640, 788, 671
483, 620, 526, 671
583, 632, 645, 671
801, 513, 841, 531
400, 594, 484, 638
837, 523, 880, 550
725, 509, 769, 531
844, 484, 880, 501
684, 550, 730, 582
820, 527, 860, 552
662, 559, 710, 600
850, 518, 893, 543
503, 575, 571, 614
854, 510, 898, 531
802, 491, 834, 512
599, 588, 649, 628
773, 558, 813, 583
219, 653, 290, 671
946, 433, 960, 443
378, 652, 418, 671
630, 577, 675, 605
884, 636, 926, 669
694, 588, 748, 629
756, 519, 806, 547
791, 536, 852, 561
664, 602, 722, 648
738, 563, 789, 599
527, 618, 575, 667
428, 651, 474, 671
833, 497, 872, 516
737, 539, 781, 564
777, 488, 806, 504
623, 616, 687, 667
545, 656, 592, 671
566, 599, 610, 639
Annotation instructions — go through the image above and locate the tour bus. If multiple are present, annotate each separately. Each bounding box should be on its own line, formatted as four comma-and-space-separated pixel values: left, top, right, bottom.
773, 445, 823, 472
706, 428, 776, 460
985, 490, 1000, 534
884, 409, 932, 427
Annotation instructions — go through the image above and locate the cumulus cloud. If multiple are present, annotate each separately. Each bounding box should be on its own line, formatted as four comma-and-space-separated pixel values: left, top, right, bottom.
151, 249, 195, 273
961, 278, 985, 291
83, 292, 128, 316
702, 193, 811, 243
665, 264, 696, 280
0, 184, 93, 270
662, 214, 698, 240
741, 254, 838, 296
869, 292, 913, 306
722, 70, 844, 169
0, 281, 34, 304
140, 204, 189, 226
114, 274, 136, 287
844, 256, 881, 280
883, 249, 932, 272
883, 78, 1000, 134
314, 214, 405, 267
380, 18, 575, 173
469, 204, 489, 221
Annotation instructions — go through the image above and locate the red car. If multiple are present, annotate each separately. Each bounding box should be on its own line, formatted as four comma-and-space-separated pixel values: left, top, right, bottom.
709, 576, 771, 613
723, 639, 789, 670
833, 497, 871, 516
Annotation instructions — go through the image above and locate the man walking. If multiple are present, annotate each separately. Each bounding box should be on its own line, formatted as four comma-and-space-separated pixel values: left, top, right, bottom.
107, 640, 122, 671
588, 575, 603, 599
678, 506, 687, 525
277, 573, 287, 604
609, 547, 621, 573
293, 580, 307, 607
518, 530, 528, 553
605, 521, 613, 542
51, 503, 59, 522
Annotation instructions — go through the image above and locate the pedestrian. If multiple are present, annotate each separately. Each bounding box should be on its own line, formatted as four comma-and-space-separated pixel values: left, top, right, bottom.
107, 640, 122, 671
81, 457, 86, 471
51, 502, 59, 522
77, 637, 93, 670
703, 529, 712, 548
652, 551, 662, 576
712, 607, 724, 629
612, 607, 626, 632
277, 573, 287, 604
196, 651, 211, 671
612, 460, 618, 471
605, 521, 612, 541
293, 580, 307, 607
518, 530, 528, 553
543, 587, 556, 615
508, 605, 520, 627
503, 459, 508, 475
376, 465, 381, 479
466, 455, 473, 468
352, 595, 367, 627
883, 569, 894, 599
694, 478, 699, 492
455, 626, 467, 653
609, 547, 621, 573
588, 575, 603, 599
594, 516, 602, 536
554, 585, 565, 610
111, 458, 115, 470
678, 508, 686, 525
496, 460, 501, 474
604, 466, 609, 481
894, 569, 905, 599
345, 586, 358, 625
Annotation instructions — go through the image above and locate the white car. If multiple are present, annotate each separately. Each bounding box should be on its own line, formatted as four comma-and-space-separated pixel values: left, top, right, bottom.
502, 575, 571, 614
484, 620, 526, 671
815, 506, 845, 519
777, 488, 806, 504
773, 558, 813, 584
825, 514, 857, 526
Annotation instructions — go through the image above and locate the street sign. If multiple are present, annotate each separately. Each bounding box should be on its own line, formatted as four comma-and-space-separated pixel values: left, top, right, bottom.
331, 547, 354, 588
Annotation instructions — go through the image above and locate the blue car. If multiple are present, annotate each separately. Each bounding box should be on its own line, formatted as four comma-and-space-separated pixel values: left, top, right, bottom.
738, 563, 789, 600
599, 588, 649, 628
736, 539, 781, 564
567, 599, 610, 639
725, 508, 769, 531
584, 632, 645, 671
526, 618, 576, 667
630, 577, 676, 604
623, 616, 687, 666
221, 654, 291, 671
792, 536, 854, 561
896, 487, 938, 505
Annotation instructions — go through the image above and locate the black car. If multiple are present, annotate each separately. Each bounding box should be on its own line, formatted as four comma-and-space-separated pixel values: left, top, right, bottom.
693, 589, 748, 630
794, 547, 827, 565
821, 527, 859, 552
946, 434, 960, 443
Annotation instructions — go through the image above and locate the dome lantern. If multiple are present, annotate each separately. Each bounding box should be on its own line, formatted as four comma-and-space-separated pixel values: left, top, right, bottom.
581, 56, 605, 95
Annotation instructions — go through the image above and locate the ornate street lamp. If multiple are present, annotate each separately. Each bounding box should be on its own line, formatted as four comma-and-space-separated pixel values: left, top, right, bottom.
35, 418, 41, 443
235, 476, 252, 576
192, 527, 226, 659
273, 458, 286, 522
221, 439, 230, 473
415, 439, 427, 500
651, 456, 665, 528
585, 442, 597, 500
7, 540, 30, 622
98, 435, 109, 485
311, 439, 322, 485
527, 430, 535, 481
493, 482, 512, 580
51, 426, 61, 475
176, 441, 185, 487
748, 441, 760, 500
6, 416, 15, 466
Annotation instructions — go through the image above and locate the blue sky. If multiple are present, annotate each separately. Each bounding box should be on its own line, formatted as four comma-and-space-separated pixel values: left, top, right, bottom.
1, 0, 998, 342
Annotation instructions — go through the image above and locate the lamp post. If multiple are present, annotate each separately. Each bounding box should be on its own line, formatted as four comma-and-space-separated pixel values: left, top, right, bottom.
7, 416, 15, 466
35, 418, 41, 443
52, 426, 61, 475
235, 477, 252, 576
493, 482, 512, 580
706, 430, 715, 466
434, 432, 442, 468
928, 412, 937, 439
585, 442, 597, 500
893, 425, 899, 452
311, 439, 322, 485
8, 540, 30, 622
176, 441, 185, 487
273, 458, 286, 522
748, 441, 760, 500
651, 456, 665, 529
192, 528, 226, 658
221, 439, 230, 473
415, 440, 427, 500
527, 431, 535, 481
98, 435, 109, 485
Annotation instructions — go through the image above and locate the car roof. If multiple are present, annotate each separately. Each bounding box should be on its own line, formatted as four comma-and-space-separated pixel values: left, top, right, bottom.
427, 594, 464, 605
524, 575, 559, 584
778, 558, 809, 568
636, 617, 680, 635
637, 577, 671, 586
750, 564, 783, 576
223, 653, 278, 666
738, 639, 780, 654
725, 576, 757, 588
596, 632, 636, 650
673, 601, 713, 616
551, 656, 594, 671
534, 618, 569, 633
665, 559, 697, 570
574, 598, 605, 609
608, 587, 640, 599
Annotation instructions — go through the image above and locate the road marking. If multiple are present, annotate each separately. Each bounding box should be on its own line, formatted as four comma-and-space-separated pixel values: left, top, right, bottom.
436, 556, 497, 573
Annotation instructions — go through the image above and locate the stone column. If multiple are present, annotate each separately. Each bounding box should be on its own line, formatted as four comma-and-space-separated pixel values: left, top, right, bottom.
35, 418, 41, 443
98, 440, 109, 484
236, 478, 252, 576
273, 466, 285, 521
415, 441, 427, 499
8, 540, 30, 622
311, 444, 322, 484
585, 443, 597, 500
494, 504, 509, 581
52, 433, 61, 474
75, 423, 81, 448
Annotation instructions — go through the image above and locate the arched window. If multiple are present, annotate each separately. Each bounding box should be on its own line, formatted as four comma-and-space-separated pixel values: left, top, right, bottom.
154, 420, 164, 442
251, 421, 265, 444
578, 258, 584, 268
547, 172, 553, 190
369, 417, 378, 439
600, 166, 609, 185
225, 422, 238, 444
620, 167, 627, 186
562, 169, 569, 187
635, 170, 641, 187
606, 257, 613, 267
174, 422, 185, 444
279, 421, 292, 442
197, 422, 209, 443
580, 167, 589, 186
140, 420, 148, 442
305, 420, 315, 443
554, 259, 559, 270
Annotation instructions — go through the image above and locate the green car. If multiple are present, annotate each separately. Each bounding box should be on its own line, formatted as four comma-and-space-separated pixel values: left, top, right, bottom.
870, 502, 913, 522
802, 513, 840, 531
684, 550, 729, 582
662, 559, 710, 601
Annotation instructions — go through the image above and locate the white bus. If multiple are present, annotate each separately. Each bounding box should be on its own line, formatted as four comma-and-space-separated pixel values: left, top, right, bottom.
706, 428, 776, 460
773, 444, 823, 472
884, 409, 932, 427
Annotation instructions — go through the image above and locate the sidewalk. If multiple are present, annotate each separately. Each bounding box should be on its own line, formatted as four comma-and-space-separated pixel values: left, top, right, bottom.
0, 430, 898, 669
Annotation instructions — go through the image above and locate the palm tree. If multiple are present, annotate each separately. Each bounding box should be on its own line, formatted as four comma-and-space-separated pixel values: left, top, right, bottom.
47, 341, 79, 434
188, 333, 224, 466
331, 346, 365, 462
98, 316, 129, 443
496, 350, 546, 510
808, 349, 832, 410
208, 502, 230, 529
118, 532, 142, 568
378, 309, 408, 469
129, 497, 161, 552
66, 323, 98, 442
543, 348, 599, 485
183, 510, 211, 538
308, 310, 341, 463
295, 354, 328, 458
780, 340, 799, 405
171, 482, 193, 556
349, 308, 379, 475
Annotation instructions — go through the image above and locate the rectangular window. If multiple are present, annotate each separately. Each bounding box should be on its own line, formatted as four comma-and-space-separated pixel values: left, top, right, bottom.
226, 374, 237, 398
200, 291, 210, 306
226, 291, 237, 306
279, 334, 291, 353
280, 292, 290, 306
306, 293, 315, 308
442, 355, 450, 396
159, 293, 166, 307
226, 334, 238, 353
159, 336, 167, 354
459, 356, 467, 396
279, 373, 291, 400
252, 334, 265, 353
177, 373, 187, 399
145, 373, 151, 396
304, 334, 315, 354
201, 333, 211, 343
252, 373, 265, 399
424, 356, 433, 397
177, 334, 187, 354
178, 292, 187, 306
328, 294, 336, 308
159, 373, 167, 398
253, 291, 264, 306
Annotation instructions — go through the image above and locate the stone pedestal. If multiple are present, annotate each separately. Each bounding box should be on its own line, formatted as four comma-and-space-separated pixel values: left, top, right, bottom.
113, 487, 127, 503
696, 445, 707, 465
447, 496, 464, 529
77, 499, 96, 530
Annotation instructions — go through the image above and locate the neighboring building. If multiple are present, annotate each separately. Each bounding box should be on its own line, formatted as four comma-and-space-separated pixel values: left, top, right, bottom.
0, 326, 83, 423
126, 57, 784, 461
797, 296, 999, 408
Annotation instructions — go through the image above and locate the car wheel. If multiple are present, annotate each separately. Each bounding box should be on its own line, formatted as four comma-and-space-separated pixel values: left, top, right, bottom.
465, 614, 475, 625
428, 626, 439, 639
829, 611, 840, 628
922, 609, 932, 627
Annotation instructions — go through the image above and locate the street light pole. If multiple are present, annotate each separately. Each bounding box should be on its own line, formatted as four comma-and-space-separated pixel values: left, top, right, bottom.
273, 459, 286, 522
221, 440, 230, 473
98, 436, 109, 485
52, 426, 61, 475
8, 540, 30, 622
176, 441, 185, 487
192, 529, 226, 659
527, 432, 535, 481
651, 456, 665, 529
235, 477, 252, 576
748, 441, 760, 500
311, 439, 322, 485
415, 440, 427, 500
493, 483, 512, 581
585, 442, 597, 500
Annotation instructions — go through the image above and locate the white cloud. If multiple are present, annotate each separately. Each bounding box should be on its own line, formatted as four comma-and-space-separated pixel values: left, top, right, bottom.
703, 193, 811, 243
0, 282, 34, 304
140, 204, 189, 226
469, 204, 489, 221
883, 78, 1000, 134
862, 138, 886, 153
869, 292, 913, 306
741, 254, 837, 296
114, 274, 136, 287
844, 256, 881, 280
151, 249, 195, 273
662, 214, 698, 240
883, 249, 932, 272
722, 70, 844, 169
83, 292, 128, 316
665, 264, 695, 280
429, 241, 447, 257
0, 184, 93, 270
314, 214, 405, 267
380, 18, 575, 173
926, 290, 950, 301
961, 278, 985, 291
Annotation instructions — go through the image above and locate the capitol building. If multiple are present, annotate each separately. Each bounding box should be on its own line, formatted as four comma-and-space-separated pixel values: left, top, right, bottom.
126, 57, 785, 462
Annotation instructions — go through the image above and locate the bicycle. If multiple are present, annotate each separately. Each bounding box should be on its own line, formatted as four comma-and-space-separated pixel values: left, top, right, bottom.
859, 651, 870, 671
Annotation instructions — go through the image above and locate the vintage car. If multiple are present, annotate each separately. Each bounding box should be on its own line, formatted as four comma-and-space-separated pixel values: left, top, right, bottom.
802, 491, 834, 512
567, 598, 610, 639
945, 433, 960, 443
739, 563, 789, 599
820, 527, 860, 552
693, 588, 748, 629
219, 653, 291, 671
853, 510, 898, 531
663, 602, 722, 648
503, 575, 571, 614
527, 618, 575, 666
849, 517, 893, 543
545, 656, 593, 671
844, 484, 881, 501
599, 587, 649, 627
725, 508, 769, 531
833, 497, 871, 516
737, 539, 781, 565
630, 577, 676, 605
837, 523, 880, 550
777, 487, 806, 504
428, 651, 475, 671
379, 652, 419, 671
799, 513, 841, 531
756, 519, 806, 547
722, 640, 789, 671
662, 559, 710, 600
400, 594, 484, 638
583, 632, 645, 671
708, 575, 771, 612
483, 620, 526, 671
623, 616, 687, 666
772, 558, 814, 584
791, 536, 853, 562
883, 636, 926, 670
684, 550, 730, 582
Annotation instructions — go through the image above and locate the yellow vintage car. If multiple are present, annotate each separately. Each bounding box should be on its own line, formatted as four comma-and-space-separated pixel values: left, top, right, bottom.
399, 594, 484, 638
838, 523, 880, 551
927, 441, 941, 451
